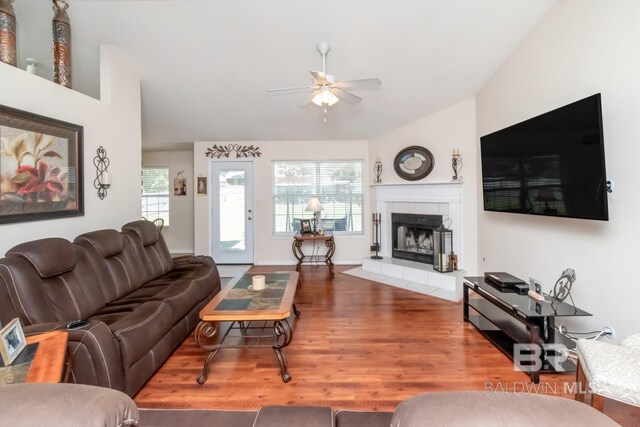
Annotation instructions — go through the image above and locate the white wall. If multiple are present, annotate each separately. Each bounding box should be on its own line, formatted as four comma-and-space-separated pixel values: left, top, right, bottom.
0, 46, 141, 254
142, 150, 194, 253
476, 0, 640, 340
369, 98, 479, 273
193, 140, 370, 265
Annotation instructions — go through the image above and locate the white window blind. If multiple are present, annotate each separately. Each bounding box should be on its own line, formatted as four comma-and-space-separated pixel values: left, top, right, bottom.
142, 167, 170, 226
272, 160, 364, 234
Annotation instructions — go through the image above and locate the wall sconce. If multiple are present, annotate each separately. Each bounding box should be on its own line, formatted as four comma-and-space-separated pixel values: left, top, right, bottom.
451, 148, 463, 182
93, 146, 111, 200
373, 156, 383, 184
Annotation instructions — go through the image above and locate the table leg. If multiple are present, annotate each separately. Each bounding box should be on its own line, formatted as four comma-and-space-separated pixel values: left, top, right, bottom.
325, 238, 335, 278
273, 319, 293, 383
292, 239, 304, 272
195, 321, 222, 385
293, 303, 301, 317
197, 347, 222, 385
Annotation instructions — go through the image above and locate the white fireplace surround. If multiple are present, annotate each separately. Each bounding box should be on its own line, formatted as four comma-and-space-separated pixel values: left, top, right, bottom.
373, 182, 464, 268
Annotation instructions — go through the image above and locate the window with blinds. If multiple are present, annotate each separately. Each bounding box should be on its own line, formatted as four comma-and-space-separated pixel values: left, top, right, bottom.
272, 160, 364, 234
141, 167, 170, 226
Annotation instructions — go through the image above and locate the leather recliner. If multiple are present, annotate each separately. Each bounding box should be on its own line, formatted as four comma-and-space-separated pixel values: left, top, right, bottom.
0, 220, 220, 396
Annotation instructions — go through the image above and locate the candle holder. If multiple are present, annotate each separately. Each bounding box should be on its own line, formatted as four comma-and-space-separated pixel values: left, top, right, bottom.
93, 146, 111, 200
373, 159, 383, 184
452, 152, 463, 182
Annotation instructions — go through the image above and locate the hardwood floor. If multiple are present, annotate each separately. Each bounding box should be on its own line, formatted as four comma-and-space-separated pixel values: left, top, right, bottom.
135, 265, 640, 426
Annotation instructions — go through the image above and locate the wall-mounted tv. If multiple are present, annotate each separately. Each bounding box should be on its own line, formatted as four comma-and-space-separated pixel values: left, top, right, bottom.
480, 94, 608, 221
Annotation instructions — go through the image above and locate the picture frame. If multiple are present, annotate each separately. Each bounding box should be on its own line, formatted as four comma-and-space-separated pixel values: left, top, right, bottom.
0, 104, 84, 224
300, 219, 312, 234
173, 171, 187, 196
196, 176, 207, 196
0, 318, 27, 366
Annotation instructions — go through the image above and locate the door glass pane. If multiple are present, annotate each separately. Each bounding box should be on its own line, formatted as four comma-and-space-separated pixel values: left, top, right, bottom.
219, 170, 245, 250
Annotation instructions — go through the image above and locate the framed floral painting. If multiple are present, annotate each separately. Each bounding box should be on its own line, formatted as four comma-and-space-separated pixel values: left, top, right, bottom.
0, 105, 83, 224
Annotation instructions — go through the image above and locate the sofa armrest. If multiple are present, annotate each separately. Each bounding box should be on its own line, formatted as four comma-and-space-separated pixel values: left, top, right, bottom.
621, 332, 640, 353
24, 321, 68, 336
0, 383, 138, 427
65, 320, 126, 392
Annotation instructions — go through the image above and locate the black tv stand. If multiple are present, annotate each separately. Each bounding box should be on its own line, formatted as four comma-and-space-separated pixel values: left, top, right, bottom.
463, 277, 591, 383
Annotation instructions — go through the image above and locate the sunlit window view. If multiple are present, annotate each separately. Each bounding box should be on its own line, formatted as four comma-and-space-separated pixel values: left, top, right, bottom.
272, 160, 364, 234
141, 167, 169, 226
219, 170, 246, 250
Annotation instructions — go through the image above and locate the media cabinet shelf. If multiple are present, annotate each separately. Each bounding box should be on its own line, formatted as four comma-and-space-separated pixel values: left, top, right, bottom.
464, 277, 591, 383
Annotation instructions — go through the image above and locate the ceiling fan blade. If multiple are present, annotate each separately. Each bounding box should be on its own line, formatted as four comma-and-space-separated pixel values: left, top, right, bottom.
301, 90, 320, 106
310, 71, 328, 84
267, 85, 314, 93
334, 78, 382, 89
332, 88, 362, 104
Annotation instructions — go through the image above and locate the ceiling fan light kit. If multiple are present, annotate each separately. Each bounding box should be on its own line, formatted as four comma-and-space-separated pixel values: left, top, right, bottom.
311, 87, 339, 107
268, 42, 382, 114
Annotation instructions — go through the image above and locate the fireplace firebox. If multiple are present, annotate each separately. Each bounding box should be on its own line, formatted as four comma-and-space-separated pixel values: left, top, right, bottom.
391, 213, 443, 264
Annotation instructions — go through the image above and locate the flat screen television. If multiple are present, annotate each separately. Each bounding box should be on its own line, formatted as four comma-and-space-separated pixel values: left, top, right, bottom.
480, 94, 608, 221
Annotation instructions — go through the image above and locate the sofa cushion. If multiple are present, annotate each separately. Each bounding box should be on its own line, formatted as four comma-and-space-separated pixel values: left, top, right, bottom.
0, 383, 138, 427
75, 229, 124, 259
7, 238, 76, 278
122, 221, 174, 284
75, 230, 148, 301
577, 338, 640, 406
91, 300, 174, 368
139, 409, 257, 427
390, 391, 620, 427
335, 410, 393, 427
3, 243, 106, 323
123, 219, 160, 246
254, 406, 334, 427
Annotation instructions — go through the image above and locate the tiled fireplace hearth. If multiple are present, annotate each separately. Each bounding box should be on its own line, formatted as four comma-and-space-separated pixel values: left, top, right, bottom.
361, 182, 465, 301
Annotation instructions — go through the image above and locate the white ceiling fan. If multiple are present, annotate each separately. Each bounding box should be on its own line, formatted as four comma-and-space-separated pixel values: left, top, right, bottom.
268, 42, 382, 108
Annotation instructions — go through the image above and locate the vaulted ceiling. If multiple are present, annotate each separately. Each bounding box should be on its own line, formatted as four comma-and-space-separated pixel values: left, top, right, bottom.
13, 0, 555, 147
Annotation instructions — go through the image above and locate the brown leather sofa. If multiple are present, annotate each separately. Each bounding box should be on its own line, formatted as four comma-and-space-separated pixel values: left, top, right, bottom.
0, 383, 621, 427
0, 220, 220, 396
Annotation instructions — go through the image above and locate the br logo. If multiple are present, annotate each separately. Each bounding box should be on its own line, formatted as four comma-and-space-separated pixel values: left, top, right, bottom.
513, 344, 569, 372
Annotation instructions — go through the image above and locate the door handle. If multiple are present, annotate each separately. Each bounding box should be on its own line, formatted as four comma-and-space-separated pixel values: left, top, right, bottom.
248, 217, 253, 220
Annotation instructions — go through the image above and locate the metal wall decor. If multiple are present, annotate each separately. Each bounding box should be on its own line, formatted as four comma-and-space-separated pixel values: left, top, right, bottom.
93, 146, 111, 200
52, 0, 72, 88
451, 148, 463, 182
0, 0, 16, 66
205, 144, 261, 159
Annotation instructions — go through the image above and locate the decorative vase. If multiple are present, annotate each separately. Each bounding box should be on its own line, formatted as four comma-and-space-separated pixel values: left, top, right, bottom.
0, 0, 16, 66
52, 0, 71, 88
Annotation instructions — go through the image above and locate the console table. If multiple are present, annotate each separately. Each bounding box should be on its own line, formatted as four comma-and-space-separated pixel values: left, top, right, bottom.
463, 277, 591, 383
292, 233, 335, 277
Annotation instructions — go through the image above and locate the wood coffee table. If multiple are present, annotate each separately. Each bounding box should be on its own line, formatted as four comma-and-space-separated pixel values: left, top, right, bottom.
196, 272, 300, 383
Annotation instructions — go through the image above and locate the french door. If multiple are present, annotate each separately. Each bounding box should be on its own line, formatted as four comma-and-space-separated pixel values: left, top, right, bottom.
211, 161, 254, 264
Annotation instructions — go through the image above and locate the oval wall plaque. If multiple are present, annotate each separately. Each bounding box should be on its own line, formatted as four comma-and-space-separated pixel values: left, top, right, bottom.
393, 146, 435, 181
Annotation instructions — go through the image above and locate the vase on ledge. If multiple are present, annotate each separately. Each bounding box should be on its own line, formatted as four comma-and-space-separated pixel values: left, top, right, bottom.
0, 0, 16, 66
52, 0, 72, 88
